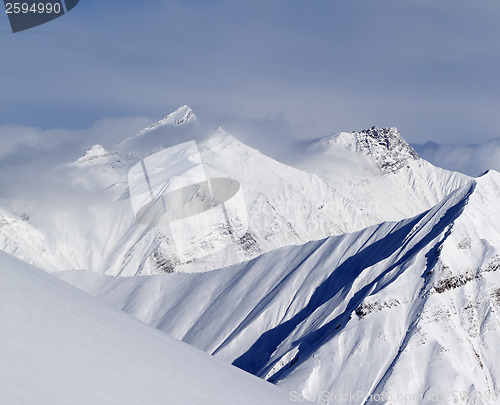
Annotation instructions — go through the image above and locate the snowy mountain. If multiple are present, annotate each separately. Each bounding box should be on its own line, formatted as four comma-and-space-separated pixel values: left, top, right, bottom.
0, 106, 471, 275
115, 105, 201, 157
326, 126, 419, 173
59, 170, 500, 404
2, 105, 499, 404
298, 126, 470, 223
0, 250, 297, 405
139, 104, 198, 130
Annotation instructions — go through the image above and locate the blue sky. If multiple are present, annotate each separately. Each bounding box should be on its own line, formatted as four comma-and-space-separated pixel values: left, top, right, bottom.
1, 0, 500, 147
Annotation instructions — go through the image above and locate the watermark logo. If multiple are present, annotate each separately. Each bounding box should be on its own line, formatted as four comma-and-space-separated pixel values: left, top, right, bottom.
3, 0, 79, 33
290, 389, 500, 403
128, 140, 248, 264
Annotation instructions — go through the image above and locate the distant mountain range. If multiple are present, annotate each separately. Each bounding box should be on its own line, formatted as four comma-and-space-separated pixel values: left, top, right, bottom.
2, 106, 500, 404
0, 106, 470, 275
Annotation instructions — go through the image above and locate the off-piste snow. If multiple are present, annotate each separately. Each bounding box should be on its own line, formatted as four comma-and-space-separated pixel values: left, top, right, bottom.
2, 106, 500, 404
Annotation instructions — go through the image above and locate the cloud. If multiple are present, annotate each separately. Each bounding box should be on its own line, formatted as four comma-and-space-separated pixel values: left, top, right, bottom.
0, 116, 152, 199
1, 0, 500, 146
413, 138, 500, 177
3, 107, 499, 204
210, 112, 294, 159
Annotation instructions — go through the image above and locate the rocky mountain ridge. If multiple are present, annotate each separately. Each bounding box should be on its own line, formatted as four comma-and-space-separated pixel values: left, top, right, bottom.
0, 106, 471, 276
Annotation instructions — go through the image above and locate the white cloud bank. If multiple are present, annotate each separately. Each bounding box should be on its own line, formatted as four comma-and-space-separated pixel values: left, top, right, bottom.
1, 112, 499, 204
413, 138, 500, 177
0, 116, 152, 199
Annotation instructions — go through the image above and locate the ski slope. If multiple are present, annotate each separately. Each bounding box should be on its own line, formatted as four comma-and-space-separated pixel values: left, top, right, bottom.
0, 250, 298, 405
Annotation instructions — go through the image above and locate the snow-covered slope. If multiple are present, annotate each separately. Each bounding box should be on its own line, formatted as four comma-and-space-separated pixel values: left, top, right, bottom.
0, 250, 297, 405
328, 126, 420, 173
59, 171, 500, 404
0, 107, 471, 276
116, 105, 201, 157
2, 105, 499, 404
298, 126, 470, 223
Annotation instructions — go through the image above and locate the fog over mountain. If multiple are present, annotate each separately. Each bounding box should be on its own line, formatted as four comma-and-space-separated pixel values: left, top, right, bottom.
2, 106, 500, 404
412, 138, 500, 177
3, 0, 499, 402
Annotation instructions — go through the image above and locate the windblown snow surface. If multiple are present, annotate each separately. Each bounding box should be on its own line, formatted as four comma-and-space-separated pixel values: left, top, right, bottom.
0, 251, 297, 405
60, 171, 500, 404
2, 106, 500, 404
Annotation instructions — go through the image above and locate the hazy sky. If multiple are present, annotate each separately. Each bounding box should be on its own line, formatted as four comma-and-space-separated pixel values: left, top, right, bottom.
1, 0, 499, 146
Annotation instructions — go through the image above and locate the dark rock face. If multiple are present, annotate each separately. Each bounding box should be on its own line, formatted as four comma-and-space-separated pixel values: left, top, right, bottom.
354, 127, 420, 172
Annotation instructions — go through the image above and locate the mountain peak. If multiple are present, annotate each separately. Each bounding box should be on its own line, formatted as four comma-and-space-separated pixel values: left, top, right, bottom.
332, 126, 419, 172
81, 144, 108, 158
139, 105, 197, 135
74, 144, 121, 169
76, 145, 112, 163
114, 106, 200, 157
